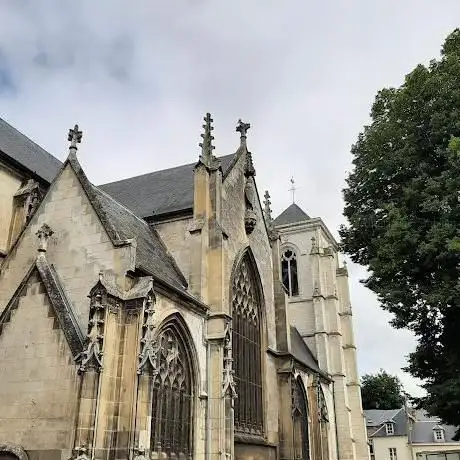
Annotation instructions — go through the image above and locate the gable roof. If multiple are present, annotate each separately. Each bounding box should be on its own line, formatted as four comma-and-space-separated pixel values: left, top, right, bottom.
99, 154, 236, 219
66, 153, 188, 290
273, 203, 310, 227
289, 325, 322, 375
365, 408, 407, 437
0, 117, 62, 183
0, 254, 85, 358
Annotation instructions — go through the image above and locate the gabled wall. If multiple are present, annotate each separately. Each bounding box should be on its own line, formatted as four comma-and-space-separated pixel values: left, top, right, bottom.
0, 164, 135, 328
0, 271, 79, 460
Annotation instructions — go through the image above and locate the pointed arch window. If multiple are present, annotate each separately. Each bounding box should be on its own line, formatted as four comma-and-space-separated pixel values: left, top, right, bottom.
231, 252, 264, 435
282, 248, 299, 296
292, 377, 310, 460
150, 325, 193, 459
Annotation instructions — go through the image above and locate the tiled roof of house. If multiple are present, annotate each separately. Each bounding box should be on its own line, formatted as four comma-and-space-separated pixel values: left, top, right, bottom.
365, 408, 460, 444
0, 117, 62, 183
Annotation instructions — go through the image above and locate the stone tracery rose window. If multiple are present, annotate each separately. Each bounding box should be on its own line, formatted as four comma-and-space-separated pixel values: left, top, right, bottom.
231, 253, 264, 435
150, 326, 193, 459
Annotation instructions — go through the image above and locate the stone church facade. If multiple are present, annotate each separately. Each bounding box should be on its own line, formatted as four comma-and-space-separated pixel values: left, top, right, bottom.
0, 115, 368, 460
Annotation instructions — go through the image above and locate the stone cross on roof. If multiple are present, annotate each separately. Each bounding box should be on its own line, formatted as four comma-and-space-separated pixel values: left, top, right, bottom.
36, 223, 54, 253
68, 124, 82, 150
199, 113, 215, 165
236, 119, 250, 146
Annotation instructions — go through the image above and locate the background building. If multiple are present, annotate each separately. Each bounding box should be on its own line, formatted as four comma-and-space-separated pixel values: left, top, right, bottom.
365, 408, 460, 460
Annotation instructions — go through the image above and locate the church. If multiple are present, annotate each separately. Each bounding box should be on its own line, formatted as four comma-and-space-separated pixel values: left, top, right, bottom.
0, 114, 369, 460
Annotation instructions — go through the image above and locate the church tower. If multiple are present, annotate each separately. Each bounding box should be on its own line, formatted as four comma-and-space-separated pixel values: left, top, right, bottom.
273, 200, 369, 460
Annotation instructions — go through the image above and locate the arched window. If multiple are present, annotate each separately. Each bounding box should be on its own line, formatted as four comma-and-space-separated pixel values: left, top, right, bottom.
150, 324, 193, 459
292, 377, 310, 460
282, 248, 299, 296
231, 252, 264, 435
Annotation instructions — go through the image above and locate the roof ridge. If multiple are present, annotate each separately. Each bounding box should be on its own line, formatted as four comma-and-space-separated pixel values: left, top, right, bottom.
100, 153, 235, 187
0, 116, 62, 167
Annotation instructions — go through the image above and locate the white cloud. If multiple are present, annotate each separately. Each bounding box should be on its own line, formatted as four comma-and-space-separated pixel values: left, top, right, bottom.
2, 0, 459, 395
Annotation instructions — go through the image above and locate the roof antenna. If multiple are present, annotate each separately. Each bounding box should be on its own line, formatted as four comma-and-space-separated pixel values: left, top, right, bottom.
289, 177, 296, 204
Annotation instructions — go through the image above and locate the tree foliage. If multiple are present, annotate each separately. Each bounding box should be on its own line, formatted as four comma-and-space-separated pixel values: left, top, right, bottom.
340, 29, 460, 436
361, 370, 405, 410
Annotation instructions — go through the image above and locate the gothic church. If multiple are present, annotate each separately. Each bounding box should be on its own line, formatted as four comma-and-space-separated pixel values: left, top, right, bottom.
0, 114, 368, 460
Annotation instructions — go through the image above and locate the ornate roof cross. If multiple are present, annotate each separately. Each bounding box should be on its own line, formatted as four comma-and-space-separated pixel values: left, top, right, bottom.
289, 177, 296, 204
199, 113, 215, 166
36, 223, 54, 253
236, 119, 250, 146
68, 124, 82, 150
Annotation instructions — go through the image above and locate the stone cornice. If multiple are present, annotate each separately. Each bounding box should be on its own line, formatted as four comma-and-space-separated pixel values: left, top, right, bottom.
276, 216, 339, 250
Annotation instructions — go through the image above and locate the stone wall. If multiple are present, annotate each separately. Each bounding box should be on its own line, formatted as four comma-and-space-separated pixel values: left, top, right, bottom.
0, 162, 22, 254
0, 164, 134, 328
0, 271, 79, 460
221, 152, 280, 447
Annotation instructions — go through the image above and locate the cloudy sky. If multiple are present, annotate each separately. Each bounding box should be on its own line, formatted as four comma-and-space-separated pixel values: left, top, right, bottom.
2, 0, 460, 395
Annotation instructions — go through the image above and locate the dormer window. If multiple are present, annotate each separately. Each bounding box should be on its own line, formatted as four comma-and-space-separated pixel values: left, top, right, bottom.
385, 422, 395, 435
281, 248, 299, 297
433, 427, 445, 442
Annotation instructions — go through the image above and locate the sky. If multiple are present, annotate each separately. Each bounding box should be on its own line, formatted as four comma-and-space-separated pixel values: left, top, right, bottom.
1, 0, 460, 396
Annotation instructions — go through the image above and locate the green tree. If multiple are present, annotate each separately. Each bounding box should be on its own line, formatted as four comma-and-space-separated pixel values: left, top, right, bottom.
340, 29, 460, 436
361, 370, 405, 410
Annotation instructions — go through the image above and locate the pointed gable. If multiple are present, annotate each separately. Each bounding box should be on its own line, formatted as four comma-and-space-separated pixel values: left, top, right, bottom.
273, 203, 310, 227
0, 254, 84, 358
66, 153, 188, 290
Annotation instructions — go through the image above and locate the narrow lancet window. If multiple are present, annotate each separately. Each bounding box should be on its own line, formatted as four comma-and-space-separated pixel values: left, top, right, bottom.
282, 248, 299, 296
293, 377, 310, 460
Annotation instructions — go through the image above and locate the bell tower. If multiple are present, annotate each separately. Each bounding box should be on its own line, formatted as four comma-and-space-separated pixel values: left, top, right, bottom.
273, 201, 369, 460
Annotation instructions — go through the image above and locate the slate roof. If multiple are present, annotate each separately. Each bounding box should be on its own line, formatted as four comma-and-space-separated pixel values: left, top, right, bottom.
273, 203, 310, 227
99, 154, 236, 218
0, 117, 62, 183
289, 325, 322, 374
67, 153, 188, 291
365, 408, 407, 437
365, 408, 460, 444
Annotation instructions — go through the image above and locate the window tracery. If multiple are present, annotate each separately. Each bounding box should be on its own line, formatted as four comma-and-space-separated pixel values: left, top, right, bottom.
282, 248, 299, 297
292, 377, 310, 460
150, 325, 193, 459
231, 253, 264, 435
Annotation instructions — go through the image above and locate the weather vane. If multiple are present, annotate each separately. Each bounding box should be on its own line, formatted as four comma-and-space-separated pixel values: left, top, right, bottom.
289, 177, 296, 204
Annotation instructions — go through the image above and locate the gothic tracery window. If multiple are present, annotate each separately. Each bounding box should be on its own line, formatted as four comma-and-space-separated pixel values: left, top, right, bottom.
292, 377, 310, 460
150, 325, 193, 459
282, 248, 299, 297
232, 253, 264, 435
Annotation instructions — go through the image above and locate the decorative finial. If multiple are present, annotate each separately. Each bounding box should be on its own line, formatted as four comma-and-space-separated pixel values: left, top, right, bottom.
236, 119, 251, 146
199, 113, 215, 166
263, 191, 273, 223
36, 223, 54, 253
289, 177, 296, 204
68, 124, 83, 151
